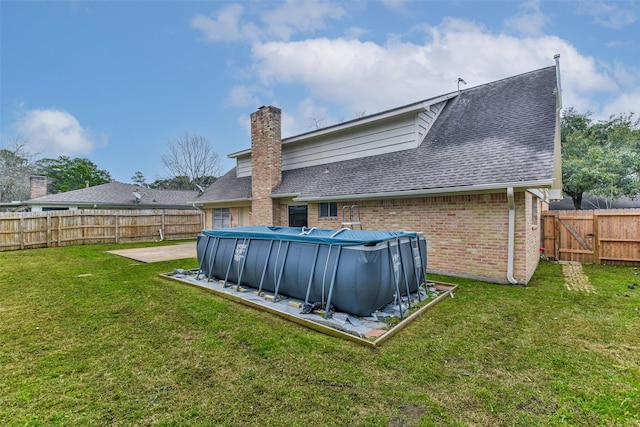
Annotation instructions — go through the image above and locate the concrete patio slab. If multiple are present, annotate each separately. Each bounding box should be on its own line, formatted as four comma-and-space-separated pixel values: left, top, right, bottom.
107, 242, 196, 263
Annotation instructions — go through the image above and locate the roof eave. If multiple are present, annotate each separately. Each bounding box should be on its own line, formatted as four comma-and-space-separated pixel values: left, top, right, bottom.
269, 193, 300, 199
291, 179, 554, 202
195, 197, 252, 205
25, 201, 196, 209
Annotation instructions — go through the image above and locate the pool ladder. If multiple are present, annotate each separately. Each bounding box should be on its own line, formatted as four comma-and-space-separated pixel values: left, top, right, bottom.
341, 205, 362, 230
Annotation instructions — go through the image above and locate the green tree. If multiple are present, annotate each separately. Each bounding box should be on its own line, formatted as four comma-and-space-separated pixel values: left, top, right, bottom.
0, 141, 36, 202
148, 175, 216, 191
561, 108, 640, 209
148, 176, 192, 190
131, 171, 147, 188
35, 156, 112, 194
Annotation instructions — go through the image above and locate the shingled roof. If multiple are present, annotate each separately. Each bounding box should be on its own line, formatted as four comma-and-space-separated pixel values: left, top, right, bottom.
26, 181, 200, 209
197, 168, 251, 203
201, 66, 558, 202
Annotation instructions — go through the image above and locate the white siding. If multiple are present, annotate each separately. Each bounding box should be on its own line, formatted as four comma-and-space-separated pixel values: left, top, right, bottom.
235, 100, 447, 176
282, 115, 416, 171
416, 101, 445, 143
236, 155, 252, 178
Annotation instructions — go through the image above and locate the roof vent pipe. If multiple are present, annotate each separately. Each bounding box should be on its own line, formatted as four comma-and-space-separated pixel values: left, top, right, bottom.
457, 77, 467, 95
554, 54, 562, 110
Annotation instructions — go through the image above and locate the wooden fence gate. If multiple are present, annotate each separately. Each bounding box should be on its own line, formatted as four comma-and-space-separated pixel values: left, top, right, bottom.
542, 209, 640, 265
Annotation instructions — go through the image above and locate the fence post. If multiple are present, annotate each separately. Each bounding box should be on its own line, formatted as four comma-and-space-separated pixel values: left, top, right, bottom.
115, 213, 119, 243
161, 210, 166, 240
593, 212, 600, 264
554, 214, 561, 261
19, 215, 25, 250
47, 213, 51, 248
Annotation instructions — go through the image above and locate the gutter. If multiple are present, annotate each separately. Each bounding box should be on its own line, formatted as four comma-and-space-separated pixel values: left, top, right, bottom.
285, 179, 553, 203
190, 197, 252, 205
506, 187, 518, 285
25, 202, 197, 210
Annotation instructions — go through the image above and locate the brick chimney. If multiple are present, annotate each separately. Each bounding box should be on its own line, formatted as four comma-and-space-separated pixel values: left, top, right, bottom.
250, 106, 282, 225
30, 176, 47, 199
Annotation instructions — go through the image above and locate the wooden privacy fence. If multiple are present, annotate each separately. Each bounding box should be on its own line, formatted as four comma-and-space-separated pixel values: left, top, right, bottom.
0, 209, 205, 251
542, 208, 640, 265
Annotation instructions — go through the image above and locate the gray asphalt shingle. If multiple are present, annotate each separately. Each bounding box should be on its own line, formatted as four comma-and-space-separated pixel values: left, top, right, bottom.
28, 181, 200, 208
196, 168, 252, 202
201, 66, 558, 202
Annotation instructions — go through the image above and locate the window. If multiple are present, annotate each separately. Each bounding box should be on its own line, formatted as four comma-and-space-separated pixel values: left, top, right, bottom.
531, 196, 538, 226
288, 205, 308, 227
319, 202, 338, 218
213, 208, 230, 228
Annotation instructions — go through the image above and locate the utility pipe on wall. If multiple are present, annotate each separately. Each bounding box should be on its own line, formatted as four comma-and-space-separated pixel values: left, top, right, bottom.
506, 187, 518, 285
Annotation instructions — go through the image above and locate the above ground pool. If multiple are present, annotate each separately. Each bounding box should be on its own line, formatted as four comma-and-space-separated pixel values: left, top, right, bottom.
196, 226, 427, 317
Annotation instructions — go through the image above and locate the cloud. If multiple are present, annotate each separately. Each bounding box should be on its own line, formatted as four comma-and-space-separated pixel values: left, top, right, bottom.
600, 62, 640, 118
504, 0, 550, 36
13, 108, 107, 157
575, 1, 637, 29
248, 18, 617, 127
191, 1, 346, 43
601, 89, 640, 118
191, 4, 259, 42
226, 85, 261, 107
380, 0, 409, 14
261, 0, 346, 41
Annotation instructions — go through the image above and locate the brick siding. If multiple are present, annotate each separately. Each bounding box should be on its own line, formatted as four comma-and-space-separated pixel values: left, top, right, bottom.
282, 191, 537, 284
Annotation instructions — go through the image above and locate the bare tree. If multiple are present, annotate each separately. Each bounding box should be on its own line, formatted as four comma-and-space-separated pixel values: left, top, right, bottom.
161, 132, 220, 190
307, 113, 325, 130
0, 140, 36, 202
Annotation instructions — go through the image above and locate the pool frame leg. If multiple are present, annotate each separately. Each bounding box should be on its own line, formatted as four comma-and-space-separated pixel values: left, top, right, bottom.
410, 237, 423, 302
257, 240, 275, 295
387, 240, 404, 318
304, 244, 321, 304
196, 235, 211, 280
206, 237, 220, 282
222, 238, 238, 287
236, 238, 251, 288
324, 245, 342, 319
273, 241, 290, 301
397, 237, 412, 310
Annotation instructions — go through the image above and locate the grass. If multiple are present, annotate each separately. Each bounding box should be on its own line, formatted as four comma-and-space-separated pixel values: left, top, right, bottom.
1, 242, 639, 426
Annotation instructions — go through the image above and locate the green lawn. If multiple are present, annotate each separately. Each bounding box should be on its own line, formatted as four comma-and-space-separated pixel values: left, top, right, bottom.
1, 243, 638, 426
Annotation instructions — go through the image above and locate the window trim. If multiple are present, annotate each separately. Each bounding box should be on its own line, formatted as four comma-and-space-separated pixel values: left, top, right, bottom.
213, 207, 231, 228
318, 202, 338, 218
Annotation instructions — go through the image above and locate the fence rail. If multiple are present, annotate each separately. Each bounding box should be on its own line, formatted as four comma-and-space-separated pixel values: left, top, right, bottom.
0, 209, 205, 251
542, 208, 640, 265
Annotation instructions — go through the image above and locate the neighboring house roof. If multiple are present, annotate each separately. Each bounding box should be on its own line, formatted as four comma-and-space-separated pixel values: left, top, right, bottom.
200, 66, 558, 203
25, 181, 200, 209
549, 194, 640, 210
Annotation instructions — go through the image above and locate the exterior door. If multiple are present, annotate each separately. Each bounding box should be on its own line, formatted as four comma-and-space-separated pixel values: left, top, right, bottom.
288, 205, 308, 227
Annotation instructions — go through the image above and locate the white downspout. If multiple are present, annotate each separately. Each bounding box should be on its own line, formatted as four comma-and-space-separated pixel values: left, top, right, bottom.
192, 203, 206, 230
506, 187, 518, 285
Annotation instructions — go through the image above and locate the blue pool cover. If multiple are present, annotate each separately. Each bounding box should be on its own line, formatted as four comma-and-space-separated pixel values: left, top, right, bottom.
201, 226, 419, 247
